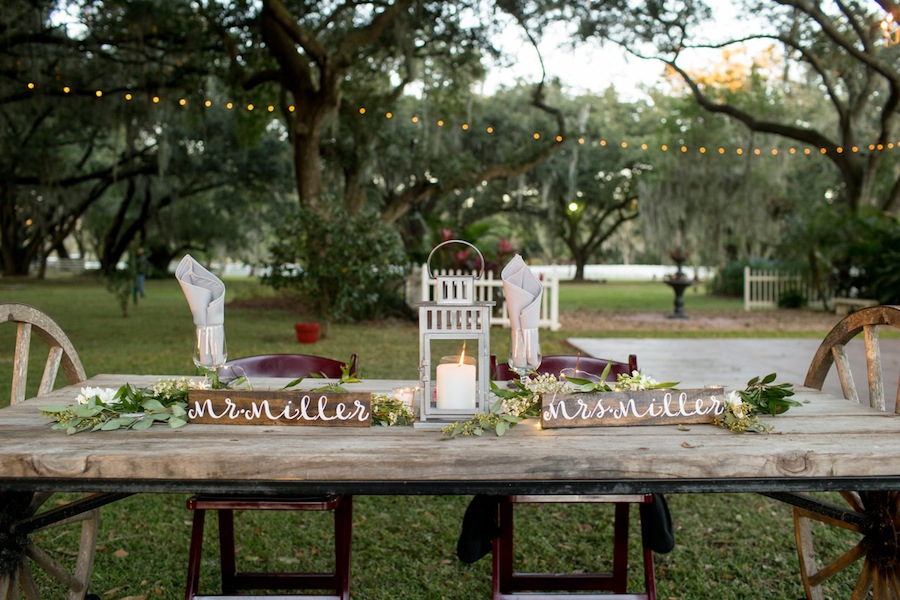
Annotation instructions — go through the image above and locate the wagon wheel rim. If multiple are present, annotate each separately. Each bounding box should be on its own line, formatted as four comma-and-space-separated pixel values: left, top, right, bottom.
795, 490, 900, 600
0, 492, 99, 600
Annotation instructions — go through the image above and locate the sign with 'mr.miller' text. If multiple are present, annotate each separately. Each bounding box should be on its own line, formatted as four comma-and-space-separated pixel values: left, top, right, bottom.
187, 390, 371, 427
541, 387, 725, 429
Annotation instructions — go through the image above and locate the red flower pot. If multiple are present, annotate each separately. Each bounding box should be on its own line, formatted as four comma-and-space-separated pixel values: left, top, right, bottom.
294, 322, 320, 344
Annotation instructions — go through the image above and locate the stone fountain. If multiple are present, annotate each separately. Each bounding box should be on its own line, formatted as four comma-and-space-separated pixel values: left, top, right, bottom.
665, 246, 693, 319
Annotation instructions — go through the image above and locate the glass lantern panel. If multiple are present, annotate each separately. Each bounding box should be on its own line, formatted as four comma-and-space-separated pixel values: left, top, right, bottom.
425, 337, 485, 413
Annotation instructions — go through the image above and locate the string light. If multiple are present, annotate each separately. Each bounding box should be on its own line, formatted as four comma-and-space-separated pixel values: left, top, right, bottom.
15, 84, 900, 157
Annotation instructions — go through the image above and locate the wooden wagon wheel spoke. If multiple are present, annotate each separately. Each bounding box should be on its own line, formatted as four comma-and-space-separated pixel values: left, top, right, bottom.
851, 556, 874, 600
890, 568, 900, 597
17, 561, 39, 600
0, 570, 19, 600
25, 539, 89, 593
804, 537, 866, 588
842, 491, 866, 515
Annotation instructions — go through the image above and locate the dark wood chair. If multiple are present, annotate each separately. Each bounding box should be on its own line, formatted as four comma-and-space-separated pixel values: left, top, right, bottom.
221, 353, 358, 381
492, 354, 637, 382
0, 303, 100, 600
491, 353, 657, 600
790, 305, 900, 600
185, 353, 358, 600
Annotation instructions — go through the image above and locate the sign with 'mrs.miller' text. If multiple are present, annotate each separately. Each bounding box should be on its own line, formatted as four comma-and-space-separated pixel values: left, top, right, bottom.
187, 390, 371, 427
541, 387, 725, 429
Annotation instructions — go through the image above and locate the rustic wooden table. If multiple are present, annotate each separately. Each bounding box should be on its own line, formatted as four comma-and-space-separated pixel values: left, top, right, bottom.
1, 374, 898, 496
5, 374, 900, 599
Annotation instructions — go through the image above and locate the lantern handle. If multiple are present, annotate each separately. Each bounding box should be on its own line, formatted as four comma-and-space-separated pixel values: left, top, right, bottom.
426, 239, 485, 280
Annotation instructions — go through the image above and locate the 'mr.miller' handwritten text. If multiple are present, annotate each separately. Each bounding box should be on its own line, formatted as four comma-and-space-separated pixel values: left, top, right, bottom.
187, 390, 371, 427
541, 387, 725, 429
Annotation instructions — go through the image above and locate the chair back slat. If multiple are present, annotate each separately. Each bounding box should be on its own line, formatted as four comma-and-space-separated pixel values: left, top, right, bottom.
863, 325, 885, 411
830, 345, 859, 404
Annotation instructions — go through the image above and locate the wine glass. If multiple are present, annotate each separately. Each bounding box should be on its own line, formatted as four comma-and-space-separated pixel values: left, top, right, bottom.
193, 325, 228, 374
508, 328, 541, 382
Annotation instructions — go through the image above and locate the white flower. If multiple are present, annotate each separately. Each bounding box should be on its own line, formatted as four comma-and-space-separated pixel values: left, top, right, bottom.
76, 386, 119, 405
524, 373, 567, 395
617, 370, 659, 391
726, 390, 745, 419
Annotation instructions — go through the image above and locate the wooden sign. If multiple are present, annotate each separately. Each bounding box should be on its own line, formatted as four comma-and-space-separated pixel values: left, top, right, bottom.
541, 387, 725, 429
187, 390, 371, 427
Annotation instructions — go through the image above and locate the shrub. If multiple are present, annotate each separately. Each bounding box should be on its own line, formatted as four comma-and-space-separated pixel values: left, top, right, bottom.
777, 288, 807, 309
709, 258, 774, 297
262, 206, 410, 323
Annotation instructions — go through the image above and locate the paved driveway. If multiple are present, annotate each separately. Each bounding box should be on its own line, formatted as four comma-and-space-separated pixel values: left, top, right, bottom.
568, 337, 900, 410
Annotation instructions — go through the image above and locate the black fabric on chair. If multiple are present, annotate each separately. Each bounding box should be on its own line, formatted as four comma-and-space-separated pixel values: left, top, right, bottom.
185, 353, 358, 600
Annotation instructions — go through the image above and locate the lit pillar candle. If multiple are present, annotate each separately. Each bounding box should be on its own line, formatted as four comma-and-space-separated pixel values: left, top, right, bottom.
436, 353, 476, 410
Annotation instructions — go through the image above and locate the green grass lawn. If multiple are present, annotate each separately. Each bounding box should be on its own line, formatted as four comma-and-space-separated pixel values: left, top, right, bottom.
0, 276, 856, 599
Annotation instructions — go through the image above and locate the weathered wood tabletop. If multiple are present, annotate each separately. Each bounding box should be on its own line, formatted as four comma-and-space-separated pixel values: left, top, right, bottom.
1, 374, 899, 496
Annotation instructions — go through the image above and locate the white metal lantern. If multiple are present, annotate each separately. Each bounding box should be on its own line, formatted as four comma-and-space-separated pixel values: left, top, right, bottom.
416, 240, 493, 427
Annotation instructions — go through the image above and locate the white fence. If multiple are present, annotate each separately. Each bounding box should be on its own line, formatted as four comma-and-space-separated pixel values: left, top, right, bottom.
743, 267, 812, 311
417, 266, 561, 331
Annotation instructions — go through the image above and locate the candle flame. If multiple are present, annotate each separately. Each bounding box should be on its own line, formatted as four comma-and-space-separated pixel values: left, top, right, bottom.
458, 341, 467, 365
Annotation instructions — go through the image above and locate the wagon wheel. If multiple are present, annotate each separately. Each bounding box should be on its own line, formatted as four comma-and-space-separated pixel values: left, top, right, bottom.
794, 305, 900, 599
793, 491, 900, 599
1, 303, 101, 600
0, 492, 100, 600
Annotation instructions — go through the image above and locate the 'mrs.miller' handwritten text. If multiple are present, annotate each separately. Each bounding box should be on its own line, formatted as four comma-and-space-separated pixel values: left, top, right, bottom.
187, 390, 372, 427
541, 387, 724, 429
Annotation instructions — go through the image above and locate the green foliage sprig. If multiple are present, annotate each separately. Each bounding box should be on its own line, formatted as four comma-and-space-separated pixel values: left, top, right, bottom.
441, 370, 680, 439
41, 378, 204, 434
740, 373, 800, 416
371, 393, 416, 427
714, 373, 800, 434
281, 362, 362, 392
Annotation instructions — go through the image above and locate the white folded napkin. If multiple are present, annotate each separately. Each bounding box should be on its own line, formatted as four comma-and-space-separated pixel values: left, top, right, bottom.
176, 255, 226, 366
502, 255, 542, 368
501, 254, 542, 330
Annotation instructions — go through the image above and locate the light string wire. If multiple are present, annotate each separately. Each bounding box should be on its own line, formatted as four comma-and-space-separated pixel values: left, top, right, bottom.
20, 81, 900, 156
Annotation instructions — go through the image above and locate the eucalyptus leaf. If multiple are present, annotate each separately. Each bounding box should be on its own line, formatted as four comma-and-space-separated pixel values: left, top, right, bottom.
132, 418, 155, 430
141, 398, 166, 411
